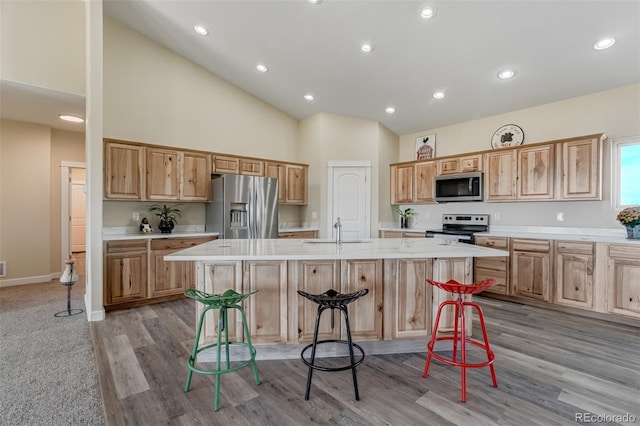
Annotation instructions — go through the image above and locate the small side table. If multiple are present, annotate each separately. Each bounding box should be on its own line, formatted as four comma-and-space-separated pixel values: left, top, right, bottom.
54, 259, 83, 317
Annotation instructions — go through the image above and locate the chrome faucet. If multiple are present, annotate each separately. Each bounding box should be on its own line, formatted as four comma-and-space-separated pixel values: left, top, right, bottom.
334, 217, 342, 244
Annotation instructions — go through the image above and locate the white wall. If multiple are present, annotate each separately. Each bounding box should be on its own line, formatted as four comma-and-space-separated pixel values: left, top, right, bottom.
397, 84, 640, 230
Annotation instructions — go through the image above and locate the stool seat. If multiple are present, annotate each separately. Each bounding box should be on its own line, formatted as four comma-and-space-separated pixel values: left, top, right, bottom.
297, 288, 369, 401
184, 288, 260, 411
423, 279, 498, 402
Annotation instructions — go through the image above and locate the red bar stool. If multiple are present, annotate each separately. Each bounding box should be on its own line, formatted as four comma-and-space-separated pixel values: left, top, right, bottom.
423, 279, 498, 402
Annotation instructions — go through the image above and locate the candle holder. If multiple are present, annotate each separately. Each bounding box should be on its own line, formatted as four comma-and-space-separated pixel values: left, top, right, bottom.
54, 259, 84, 317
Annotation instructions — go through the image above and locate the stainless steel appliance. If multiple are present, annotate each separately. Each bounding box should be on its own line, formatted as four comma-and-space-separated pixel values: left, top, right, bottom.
435, 172, 484, 203
425, 214, 489, 244
206, 174, 278, 239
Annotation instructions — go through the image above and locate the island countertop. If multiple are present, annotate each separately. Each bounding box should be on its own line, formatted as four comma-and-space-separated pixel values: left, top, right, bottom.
164, 237, 509, 261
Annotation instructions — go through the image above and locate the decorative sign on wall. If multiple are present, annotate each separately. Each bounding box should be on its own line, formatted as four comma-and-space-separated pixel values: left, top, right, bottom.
491, 124, 524, 149
416, 134, 436, 159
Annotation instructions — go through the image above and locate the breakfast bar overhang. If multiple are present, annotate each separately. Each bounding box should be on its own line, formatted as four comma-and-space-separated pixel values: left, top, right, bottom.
165, 238, 509, 356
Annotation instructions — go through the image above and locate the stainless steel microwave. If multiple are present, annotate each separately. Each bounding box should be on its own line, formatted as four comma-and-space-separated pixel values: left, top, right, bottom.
435, 172, 483, 202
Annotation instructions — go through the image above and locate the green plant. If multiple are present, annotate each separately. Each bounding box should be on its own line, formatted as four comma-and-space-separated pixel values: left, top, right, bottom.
616, 206, 640, 227
148, 203, 182, 224
395, 207, 416, 218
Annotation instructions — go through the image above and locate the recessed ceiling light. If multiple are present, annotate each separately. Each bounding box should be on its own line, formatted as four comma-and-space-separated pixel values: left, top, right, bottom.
498, 69, 516, 80
360, 42, 375, 53
385, 106, 396, 114
193, 25, 209, 36
593, 38, 615, 50
59, 114, 84, 123
308, 0, 322, 4
432, 91, 445, 99
304, 94, 314, 101
256, 64, 268, 73
420, 6, 435, 19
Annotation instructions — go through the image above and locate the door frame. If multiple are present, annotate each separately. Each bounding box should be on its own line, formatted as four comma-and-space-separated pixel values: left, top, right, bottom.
326, 161, 372, 239
61, 161, 86, 265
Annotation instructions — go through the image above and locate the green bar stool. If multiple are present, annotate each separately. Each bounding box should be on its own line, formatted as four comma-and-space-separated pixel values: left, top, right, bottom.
184, 288, 260, 411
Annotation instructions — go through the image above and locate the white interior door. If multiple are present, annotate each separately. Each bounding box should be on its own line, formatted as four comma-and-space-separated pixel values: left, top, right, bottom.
328, 162, 371, 240
71, 168, 86, 253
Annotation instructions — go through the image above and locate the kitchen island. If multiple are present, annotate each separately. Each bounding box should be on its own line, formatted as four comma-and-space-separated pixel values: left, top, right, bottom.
165, 238, 509, 357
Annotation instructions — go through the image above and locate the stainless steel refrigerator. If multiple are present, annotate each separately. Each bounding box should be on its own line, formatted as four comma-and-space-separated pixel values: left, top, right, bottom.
205, 174, 279, 239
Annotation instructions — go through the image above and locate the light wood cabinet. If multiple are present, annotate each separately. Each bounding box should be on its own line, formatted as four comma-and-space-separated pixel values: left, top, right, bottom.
607, 244, 640, 319
384, 259, 433, 339
484, 150, 517, 201
517, 144, 554, 200
244, 260, 289, 344
390, 163, 414, 204
431, 257, 473, 333
474, 236, 510, 295
511, 238, 552, 301
379, 230, 424, 238
415, 161, 437, 203
146, 147, 180, 200
557, 135, 603, 200
555, 241, 595, 309
104, 240, 148, 305
341, 259, 383, 340
265, 162, 286, 203
437, 154, 482, 175
104, 141, 145, 200
212, 155, 240, 174
181, 151, 211, 201
278, 230, 318, 239
285, 164, 308, 204
239, 158, 264, 176
199, 261, 244, 343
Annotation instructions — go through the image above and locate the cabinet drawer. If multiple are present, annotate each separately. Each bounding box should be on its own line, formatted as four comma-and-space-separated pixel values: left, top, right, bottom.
105, 240, 147, 254
150, 236, 216, 251
279, 231, 317, 239
475, 236, 508, 249
556, 240, 594, 255
460, 155, 482, 172
239, 159, 264, 176
437, 159, 459, 175
608, 244, 640, 259
512, 238, 550, 252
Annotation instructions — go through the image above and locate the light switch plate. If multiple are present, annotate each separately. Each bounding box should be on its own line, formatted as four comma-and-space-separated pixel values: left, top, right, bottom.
132, 212, 140, 221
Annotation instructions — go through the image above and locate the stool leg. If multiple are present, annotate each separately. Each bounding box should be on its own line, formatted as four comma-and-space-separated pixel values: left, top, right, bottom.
186, 305, 210, 393
305, 305, 325, 400
341, 305, 360, 401
452, 297, 461, 362
214, 307, 225, 411
423, 301, 447, 378
237, 305, 261, 386
471, 302, 498, 388
459, 298, 467, 402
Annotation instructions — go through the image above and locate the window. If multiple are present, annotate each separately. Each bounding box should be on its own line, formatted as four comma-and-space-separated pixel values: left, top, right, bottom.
612, 136, 640, 209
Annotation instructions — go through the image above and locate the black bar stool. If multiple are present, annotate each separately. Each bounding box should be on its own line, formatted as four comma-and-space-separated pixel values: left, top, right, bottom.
297, 288, 369, 401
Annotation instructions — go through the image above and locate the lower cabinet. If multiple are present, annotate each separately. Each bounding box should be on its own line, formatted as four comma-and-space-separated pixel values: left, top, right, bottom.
511, 238, 552, 301
607, 244, 640, 319
474, 236, 510, 295
341, 259, 383, 341
104, 241, 148, 305
278, 230, 318, 239
555, 241, 595, 309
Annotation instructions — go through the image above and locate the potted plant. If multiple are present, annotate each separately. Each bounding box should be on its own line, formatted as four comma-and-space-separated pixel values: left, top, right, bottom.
148, 203, 182, 234
616, 206, 640, 239
395, 207, 416, 229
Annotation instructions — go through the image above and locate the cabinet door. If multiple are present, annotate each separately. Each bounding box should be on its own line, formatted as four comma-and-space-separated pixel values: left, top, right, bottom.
559, 136, 601, 200
200, 261, 243, 344
265, 162, 286, 203
212, 155, 239, 174
387, 259, 433, 339
104, 141, 144, 200
431, 258, 473, 333
380, 231, 404, 238
239, 159, 264, 176
511, 239, 551, 301
291, 260, 341, 343
278, 231, 317, 239
146, 147, 180, 200
437, 158, 460, 175
104, 252, 147, 305
484, 150, 517, 201
460, 154, 483, 172
181, 152, 211, 201
607, 244, 640, 319
517, 145, 554, 200
341, 259, 383, 340
390, 164, 414, 204
285, 164, 307, 204
555, 241, 594, 309
244, 260, 288, 344
415, 161, 436, 203
474, 236, 510, 295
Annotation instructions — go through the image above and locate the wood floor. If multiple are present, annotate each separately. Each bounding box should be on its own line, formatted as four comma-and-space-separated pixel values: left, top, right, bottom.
91, 297, 640, 425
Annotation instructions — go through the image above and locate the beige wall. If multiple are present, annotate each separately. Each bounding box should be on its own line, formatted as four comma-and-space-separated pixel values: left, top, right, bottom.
0, 0, 85, 94
396, 84, 640, 229
103, 18, 299, 160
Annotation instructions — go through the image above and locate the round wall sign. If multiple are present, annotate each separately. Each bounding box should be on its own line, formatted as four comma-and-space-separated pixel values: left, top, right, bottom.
491, 124, 524, 149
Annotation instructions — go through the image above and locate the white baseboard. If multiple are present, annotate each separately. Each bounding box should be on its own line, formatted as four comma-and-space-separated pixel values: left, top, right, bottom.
0, 274, 56, 288
85, 293, 105, 321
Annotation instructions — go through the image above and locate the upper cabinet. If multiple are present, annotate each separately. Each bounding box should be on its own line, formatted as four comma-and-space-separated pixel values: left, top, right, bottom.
390, 163, 414, 204
181, 151, 212, 201
484, 150, 517, 200
557, 135, 603, 200
437, 154, 482, 175
239, 158, 264, 176
105, 141, 145, 200
517, 144, 555, 200
212, 155, 239, 174
146, 147, 180, 200
285, 164, 308, 205
414, 161, 437, 203
265, 162, 286, 203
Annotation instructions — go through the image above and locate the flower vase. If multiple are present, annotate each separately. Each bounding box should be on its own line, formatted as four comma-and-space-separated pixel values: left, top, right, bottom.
400, 217, 407, 229
625, 224, 640, 239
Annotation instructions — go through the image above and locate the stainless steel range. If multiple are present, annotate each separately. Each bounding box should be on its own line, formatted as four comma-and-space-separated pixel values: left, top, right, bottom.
425, 214, 489, 244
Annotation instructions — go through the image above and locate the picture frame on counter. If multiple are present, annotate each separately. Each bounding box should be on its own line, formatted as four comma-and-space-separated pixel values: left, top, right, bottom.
416, 134, 436, 160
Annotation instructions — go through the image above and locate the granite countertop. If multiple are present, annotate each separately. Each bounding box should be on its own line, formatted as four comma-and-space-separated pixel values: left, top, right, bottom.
164, 238, 509, 261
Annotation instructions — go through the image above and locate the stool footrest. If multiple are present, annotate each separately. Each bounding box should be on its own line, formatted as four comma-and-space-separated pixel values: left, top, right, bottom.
187, 341, 257, 376
427, 336, 495, 369
301, 340, 365, 372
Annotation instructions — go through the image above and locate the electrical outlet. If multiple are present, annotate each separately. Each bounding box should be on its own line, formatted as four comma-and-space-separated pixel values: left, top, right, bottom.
132, 212, 140, 221
311, 211, 318, 219
493, 212, 501, 221
556, 211, 564, 221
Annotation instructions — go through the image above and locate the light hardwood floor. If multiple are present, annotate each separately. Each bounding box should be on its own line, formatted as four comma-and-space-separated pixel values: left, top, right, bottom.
91, 296, 640, 425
